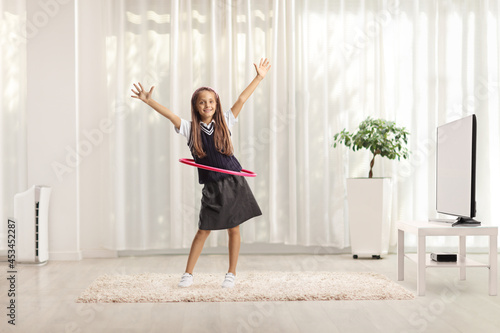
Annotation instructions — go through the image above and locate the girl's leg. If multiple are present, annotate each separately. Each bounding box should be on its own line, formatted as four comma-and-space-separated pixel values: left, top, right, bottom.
227, 225, 241, 274
184, 229, 211, 274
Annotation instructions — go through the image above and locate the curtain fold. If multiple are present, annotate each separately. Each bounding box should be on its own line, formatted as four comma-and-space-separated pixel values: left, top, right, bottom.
100, 0, 500, 252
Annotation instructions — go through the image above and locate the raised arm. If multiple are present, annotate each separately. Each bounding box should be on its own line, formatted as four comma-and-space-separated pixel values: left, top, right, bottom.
231, 58, 271, 118
131, 82, 182, 129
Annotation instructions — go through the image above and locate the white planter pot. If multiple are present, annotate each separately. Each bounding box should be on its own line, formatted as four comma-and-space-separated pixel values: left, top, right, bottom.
347, 178, 392, 258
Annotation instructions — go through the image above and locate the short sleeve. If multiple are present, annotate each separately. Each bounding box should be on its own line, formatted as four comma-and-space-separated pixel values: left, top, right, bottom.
175, 118, 192, 141
225, 110, 238, 131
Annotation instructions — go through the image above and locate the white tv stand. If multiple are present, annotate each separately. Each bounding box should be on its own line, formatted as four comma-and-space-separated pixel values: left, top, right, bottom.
397, 220, 498, 296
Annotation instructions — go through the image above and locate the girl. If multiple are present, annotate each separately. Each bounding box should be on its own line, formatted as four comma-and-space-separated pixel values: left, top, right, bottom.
131, 58, 271, 288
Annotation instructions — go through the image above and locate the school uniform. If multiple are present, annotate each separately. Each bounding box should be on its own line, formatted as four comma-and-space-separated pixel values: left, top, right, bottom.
175, 110, 262, 230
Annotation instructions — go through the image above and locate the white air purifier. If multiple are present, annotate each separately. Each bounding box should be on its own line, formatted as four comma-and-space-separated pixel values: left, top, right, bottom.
14, 185, 51, 264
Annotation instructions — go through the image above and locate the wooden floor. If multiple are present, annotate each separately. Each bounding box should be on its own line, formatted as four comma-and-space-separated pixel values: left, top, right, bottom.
1, 253, 499, 333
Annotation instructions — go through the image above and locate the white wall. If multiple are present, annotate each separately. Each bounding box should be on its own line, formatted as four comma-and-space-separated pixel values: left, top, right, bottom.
26, 0, 81, 260
24, 0, 122, 260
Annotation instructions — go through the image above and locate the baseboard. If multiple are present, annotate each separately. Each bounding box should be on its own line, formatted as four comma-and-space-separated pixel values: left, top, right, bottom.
119, 243, 350, 256
0, 249, 117, 261
49, 250, 83, 261
82, 249, 118, 259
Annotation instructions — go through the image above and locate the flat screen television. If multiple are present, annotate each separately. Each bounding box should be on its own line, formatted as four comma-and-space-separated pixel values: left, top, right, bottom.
435, 114, 480, 227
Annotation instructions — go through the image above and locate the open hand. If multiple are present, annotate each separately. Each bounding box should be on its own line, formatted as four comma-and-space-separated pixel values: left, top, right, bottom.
254, 58, 271, 79
131, 82, 154, 103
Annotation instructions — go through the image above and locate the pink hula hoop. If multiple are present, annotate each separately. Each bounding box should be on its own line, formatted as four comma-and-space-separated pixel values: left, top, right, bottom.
179, 158, 257, 177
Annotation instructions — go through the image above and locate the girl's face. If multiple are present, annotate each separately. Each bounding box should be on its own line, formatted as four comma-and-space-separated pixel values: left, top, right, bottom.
196, 90, 217, 124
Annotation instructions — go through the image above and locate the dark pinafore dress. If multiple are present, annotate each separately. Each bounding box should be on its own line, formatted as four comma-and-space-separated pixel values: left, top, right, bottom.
188, 122, 262, 230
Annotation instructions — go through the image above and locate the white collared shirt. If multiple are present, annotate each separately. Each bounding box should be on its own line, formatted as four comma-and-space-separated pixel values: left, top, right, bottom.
175, 110, 238, 141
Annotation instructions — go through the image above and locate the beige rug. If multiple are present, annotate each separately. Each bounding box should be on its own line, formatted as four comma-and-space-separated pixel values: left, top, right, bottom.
76, 271, 414, 303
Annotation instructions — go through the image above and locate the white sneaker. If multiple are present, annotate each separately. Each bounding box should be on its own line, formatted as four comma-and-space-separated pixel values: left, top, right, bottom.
221, 273, 236, 288
178, 273, 193, 288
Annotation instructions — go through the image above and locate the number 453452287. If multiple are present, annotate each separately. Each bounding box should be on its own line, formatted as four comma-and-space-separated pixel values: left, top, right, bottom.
7, 219, 16, 269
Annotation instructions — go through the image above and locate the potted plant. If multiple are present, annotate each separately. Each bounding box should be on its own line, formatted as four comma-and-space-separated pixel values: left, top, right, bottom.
333, 117, 410, 259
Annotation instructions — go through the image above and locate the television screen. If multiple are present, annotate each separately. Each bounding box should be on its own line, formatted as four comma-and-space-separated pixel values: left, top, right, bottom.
435, 114, 479, 226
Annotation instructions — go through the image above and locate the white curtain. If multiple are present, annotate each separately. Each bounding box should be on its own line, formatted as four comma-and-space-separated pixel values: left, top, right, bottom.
0, 1, 26, 253
99, 0, 500, 252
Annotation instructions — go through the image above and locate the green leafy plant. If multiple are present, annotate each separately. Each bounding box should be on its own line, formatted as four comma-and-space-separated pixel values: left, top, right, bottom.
333, 117, 410, 178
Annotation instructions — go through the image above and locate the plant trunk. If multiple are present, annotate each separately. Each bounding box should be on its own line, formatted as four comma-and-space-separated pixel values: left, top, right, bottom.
369, 153, 377, 178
